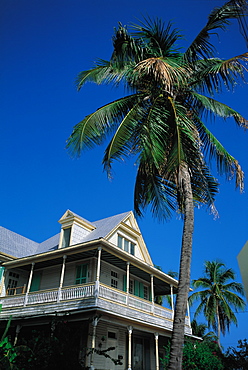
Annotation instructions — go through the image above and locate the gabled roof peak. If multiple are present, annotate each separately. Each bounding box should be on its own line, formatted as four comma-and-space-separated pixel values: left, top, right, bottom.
58, 209, 96, 231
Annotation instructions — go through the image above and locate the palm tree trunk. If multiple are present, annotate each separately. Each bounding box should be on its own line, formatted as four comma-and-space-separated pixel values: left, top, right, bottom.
216, 305, 222, 351
168, 165, 194, 370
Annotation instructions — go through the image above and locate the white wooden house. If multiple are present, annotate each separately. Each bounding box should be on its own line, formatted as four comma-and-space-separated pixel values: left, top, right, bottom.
0, 210, 192, 369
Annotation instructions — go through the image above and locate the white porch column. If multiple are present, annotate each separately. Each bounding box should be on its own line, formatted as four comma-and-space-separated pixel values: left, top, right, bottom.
90, 316, 99, 370
187, 300, 191, 327
126, 262, 130, 305
151, 274, 154, 313
94, 247, 102, 306
24, 262, 35, 306
14, 325, 22, 346
57, 255, 67, 302
170, 284, 174, 319
96, 247, 102, 281
127, 325, 133, 370
154, 332, 159, 370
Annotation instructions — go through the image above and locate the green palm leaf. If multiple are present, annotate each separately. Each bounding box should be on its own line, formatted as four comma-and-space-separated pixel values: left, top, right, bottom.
185, 0, 248, 62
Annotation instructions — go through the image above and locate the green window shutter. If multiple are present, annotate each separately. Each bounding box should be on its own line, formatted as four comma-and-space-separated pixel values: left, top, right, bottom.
134, 280, 139, 297
62, 228, 71, 248
75, 264, 88, 285
30, 273, 41, 292
123, 275, 127, 292
0, 267, 5, 283
139, 282, 144, 298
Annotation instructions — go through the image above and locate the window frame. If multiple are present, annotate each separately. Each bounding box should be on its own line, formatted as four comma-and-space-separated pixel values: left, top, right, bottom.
117, 235, 136, 256
75, 263, 88, 285
111, 270, 118, 289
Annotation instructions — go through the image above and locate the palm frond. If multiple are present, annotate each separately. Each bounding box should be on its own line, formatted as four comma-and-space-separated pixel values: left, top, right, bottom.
191, 53, 248, 94
111, 23, 143, 66
133, 56, 187, 94
134, 161, 177, 219
191, 110, 245, 191
131, 18, 183, 57
67, 94, 139, 156
102, 103, 142, 176
192, 93, 248, 130
185, 0, 248, 62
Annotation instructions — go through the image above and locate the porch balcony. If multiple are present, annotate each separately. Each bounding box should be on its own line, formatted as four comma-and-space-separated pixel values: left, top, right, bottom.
0, 282, 191, 335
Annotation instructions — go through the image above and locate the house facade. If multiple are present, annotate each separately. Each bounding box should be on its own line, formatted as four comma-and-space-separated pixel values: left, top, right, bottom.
237, 241, 248, 301
0, 210, 192, 369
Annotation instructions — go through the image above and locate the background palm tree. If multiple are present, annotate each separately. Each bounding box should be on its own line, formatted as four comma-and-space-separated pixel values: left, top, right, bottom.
191, 319, 218, 343
189, 261, 246, 349
67, 1, 248, 368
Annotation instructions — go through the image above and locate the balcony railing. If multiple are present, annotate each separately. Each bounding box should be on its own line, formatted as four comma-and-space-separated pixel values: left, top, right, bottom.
0, 282, 192, 334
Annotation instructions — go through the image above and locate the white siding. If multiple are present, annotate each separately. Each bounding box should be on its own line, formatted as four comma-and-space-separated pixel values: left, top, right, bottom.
39, 265, 60, 290
71, 223, 90, 245
100, 261, 125, 291
92, 321, 126, 370
63, 263, 75, 286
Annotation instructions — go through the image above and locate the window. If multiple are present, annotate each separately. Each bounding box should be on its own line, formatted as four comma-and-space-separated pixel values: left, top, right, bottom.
108, 331, 117, 339
117, 235, 123, 249
144, 286, 149, 300
117, 235, 135, 256
75, 264, 88, 284
111, 271, 118, 289
123, 276, 149, 300
129, 279, 134, 294
130, 243, 135, 255
7, 272, 19, 295
62, 227, 71, 248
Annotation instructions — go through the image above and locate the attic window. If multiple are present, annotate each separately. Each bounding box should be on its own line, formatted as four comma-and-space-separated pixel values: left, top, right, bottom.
108, 331, 117, 339
117, 235, 135, 256
62, 227, 71, 248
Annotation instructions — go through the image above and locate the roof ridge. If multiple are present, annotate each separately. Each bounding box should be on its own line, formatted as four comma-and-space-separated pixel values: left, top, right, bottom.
92, 211, 131, 224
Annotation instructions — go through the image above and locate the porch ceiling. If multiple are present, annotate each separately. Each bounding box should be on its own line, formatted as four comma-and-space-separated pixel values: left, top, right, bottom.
9, 245, 176, 296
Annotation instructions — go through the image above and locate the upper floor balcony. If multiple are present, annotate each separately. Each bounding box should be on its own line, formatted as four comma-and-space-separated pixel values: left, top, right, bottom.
0, 281, 191, 335
0, 239, 192, 335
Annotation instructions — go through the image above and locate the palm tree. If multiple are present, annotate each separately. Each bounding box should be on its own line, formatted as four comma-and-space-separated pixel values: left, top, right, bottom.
67, 1, 248, 368
189, 261, 246, 349
191, 319, 218, 343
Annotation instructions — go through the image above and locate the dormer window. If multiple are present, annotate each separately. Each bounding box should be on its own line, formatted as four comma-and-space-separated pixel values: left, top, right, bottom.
61, 227, 71, 248
117, 235, 135, 256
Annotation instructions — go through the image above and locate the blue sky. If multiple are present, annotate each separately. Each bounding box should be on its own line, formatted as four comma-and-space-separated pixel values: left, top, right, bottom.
1, 0, 248, 349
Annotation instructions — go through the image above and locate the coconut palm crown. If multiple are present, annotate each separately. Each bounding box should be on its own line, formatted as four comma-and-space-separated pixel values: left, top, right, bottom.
189, 261, 246, 348
68, 5, 247, 219
67, 1, 248, 368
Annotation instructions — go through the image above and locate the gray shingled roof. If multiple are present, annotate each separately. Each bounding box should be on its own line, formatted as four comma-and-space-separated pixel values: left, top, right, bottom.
83, 211, 130, 242
0, 226, 39, 258
0, 211, 131, 258
36, 233, 60, 254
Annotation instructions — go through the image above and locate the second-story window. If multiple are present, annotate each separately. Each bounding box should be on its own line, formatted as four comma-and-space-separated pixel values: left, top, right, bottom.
111, 271, 118, 289
75, 264, 88, 284
7, 271, 19, 295
62, 227, 71, 248
144, 286, 149, 300
117, 235, 135, 256
129, 279, 134, 294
